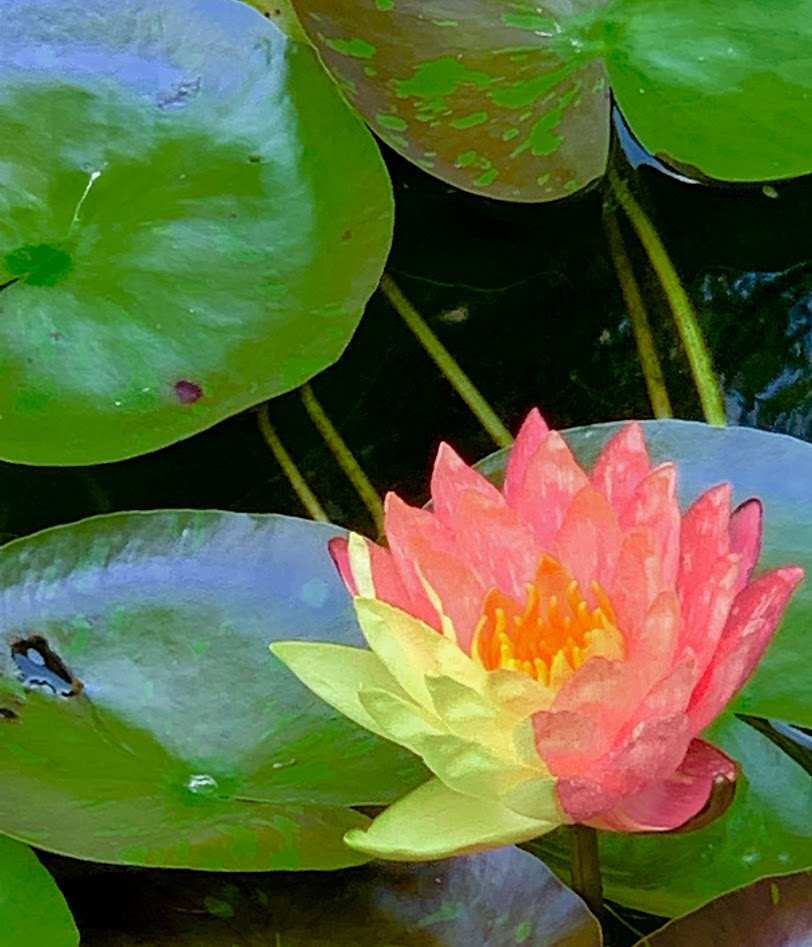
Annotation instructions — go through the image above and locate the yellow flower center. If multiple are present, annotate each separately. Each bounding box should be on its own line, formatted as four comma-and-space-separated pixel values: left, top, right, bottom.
472, 554, 624, 687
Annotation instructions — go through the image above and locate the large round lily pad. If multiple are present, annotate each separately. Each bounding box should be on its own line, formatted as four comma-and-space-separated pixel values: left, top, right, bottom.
0, 0, 393, 464
0, 512, 426, 869
292, 0, 812, 200
480, 420, 812, 915
0, 835, 78, 946
76, 846, 602, 946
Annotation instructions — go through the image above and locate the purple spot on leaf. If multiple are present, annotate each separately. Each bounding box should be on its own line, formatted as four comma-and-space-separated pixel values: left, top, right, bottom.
175, 380, 203, 404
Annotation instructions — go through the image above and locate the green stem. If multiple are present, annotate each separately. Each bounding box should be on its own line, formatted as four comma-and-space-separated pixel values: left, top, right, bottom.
608, 169, 726, 427
379, 273, 514, 449
570, 824, 604, 919
257, 404, 328, 522
603, 209, 673, 420
300, 384, 385, 537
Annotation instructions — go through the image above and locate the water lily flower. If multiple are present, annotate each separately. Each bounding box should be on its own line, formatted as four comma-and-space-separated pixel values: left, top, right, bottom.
271, 411, 804, 862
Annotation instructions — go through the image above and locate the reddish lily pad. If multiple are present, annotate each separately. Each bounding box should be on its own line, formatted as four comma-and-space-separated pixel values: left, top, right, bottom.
291, 0, 611, 202
76, 846, 602, 946
0, 512, 426, 869
635, 871, 812, 946
0, 0, 393, 464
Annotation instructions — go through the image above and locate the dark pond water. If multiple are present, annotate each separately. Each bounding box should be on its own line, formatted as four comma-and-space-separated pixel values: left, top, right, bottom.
1, 128, 810, 541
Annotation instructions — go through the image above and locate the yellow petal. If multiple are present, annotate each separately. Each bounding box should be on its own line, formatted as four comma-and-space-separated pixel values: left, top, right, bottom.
424, 673, 519, 760
354, 597, 486, 710
344, 777, 559, 862
484, 667, 557, 716
347, 531, 376, 597
270, 641, 405, 740
500, 774, 566, 823
359, 687, 541, 799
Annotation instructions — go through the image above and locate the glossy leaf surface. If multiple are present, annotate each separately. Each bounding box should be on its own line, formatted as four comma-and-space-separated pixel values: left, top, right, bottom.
292, 0, 812, 200
77, 846, 602, 946
292, 0, 611, 203
0, 0, 393, 464
0, 512, 425, 869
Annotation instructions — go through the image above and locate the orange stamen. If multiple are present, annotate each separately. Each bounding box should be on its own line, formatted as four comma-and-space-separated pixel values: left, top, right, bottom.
474, 554, 624, 684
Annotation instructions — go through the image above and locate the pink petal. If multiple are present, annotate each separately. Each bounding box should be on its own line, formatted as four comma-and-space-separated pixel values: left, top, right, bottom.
590, 739, 737, 832
678, 553, 741, 675
609, 528, 664, 639
440, 490, 539, 601
503, 408, 550, 503
626, 589, 682, 684
620, 463, 681, 589
328, 535, 411, 608
532, 708, 597, 773
688, 566, 805, 732
431, 442, 505, 530
678, 483, 732, 598
328, 536, 358, 595
383, 493, 487, 641
543, 597, 686, 770
592, 422, 652, 515
729, 498, 763, 595
504, 431, 590, 550
554, 484, 623, 593
555, 714, 692, 821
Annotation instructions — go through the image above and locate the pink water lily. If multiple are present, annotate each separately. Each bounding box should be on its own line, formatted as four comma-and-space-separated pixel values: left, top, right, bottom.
272, 411, 803, 861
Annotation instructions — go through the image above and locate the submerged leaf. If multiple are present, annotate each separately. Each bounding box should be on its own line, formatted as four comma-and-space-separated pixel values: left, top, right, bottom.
76, 846, 602, 946
635, 871, 812, 945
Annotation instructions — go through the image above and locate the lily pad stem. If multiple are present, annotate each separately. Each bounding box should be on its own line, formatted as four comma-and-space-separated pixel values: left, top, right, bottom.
379, 274, 513, 449
570, 824, 604, 920
603, 209, 673, 420
300, 384, 385, 537
257, 404, 328, 522
608, 169, 726, 427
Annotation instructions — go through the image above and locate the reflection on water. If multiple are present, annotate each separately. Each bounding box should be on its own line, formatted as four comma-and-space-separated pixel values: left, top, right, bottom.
699, 265, 812, 440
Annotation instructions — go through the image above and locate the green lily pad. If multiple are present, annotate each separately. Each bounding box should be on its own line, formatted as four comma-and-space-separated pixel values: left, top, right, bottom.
76, 846, 602, 946
479, 420, 812, 915
292, 0, 812, 200
0, 835, 78, 946
635, 870, 812, 946
0, 512, 426, 869
605, 0, 812, 183
0, 0, 393, 465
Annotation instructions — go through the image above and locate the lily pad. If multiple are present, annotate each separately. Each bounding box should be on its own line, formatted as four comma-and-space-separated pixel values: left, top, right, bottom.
0, 0, 393, 464
292, 0, 812, 201
635, 870, 812, 946
76, 846, 602, 946
0, 512, 426, 869
291, 0, 611, 202
479, 420, 812, 915
0, 835, 78, 946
